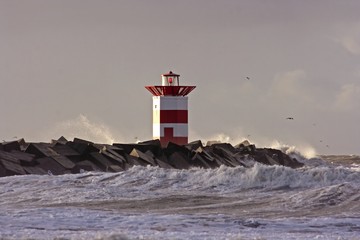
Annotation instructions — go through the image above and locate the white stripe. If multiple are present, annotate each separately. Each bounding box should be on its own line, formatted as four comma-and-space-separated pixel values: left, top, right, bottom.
153, 123, 188, 137
153, 96, 188, 110
153, 110, 160, 124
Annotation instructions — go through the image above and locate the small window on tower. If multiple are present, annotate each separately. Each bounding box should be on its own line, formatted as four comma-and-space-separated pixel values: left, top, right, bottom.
155, 105, 157, 108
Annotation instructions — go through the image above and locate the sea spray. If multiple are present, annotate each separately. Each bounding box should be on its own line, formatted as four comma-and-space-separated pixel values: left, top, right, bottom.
40, 114, 122, 143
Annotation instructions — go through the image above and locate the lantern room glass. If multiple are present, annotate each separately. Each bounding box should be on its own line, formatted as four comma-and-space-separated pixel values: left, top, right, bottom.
162, 76, 179, 86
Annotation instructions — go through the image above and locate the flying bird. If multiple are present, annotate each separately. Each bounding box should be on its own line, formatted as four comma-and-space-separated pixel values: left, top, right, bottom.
286, 117, 294, 120
246, 77, 250, 80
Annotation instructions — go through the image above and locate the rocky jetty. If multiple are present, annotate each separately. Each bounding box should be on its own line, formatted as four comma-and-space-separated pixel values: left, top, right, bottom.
0, 137, 304, 177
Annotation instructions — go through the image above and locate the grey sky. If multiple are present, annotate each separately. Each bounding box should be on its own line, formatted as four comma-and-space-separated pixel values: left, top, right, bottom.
1, 0, 359, 155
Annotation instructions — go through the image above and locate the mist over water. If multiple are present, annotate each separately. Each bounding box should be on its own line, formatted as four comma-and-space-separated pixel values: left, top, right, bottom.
39, 114, 123, 144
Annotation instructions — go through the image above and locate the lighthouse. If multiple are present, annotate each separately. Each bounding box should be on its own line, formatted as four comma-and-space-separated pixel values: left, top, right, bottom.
145, 71, 196, 147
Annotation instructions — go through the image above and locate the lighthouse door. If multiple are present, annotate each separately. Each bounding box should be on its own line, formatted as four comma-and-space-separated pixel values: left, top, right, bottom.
163, 127, 174, 144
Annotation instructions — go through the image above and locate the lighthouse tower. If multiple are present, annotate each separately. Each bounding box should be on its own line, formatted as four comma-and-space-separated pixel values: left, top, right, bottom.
145, 71, 196, 147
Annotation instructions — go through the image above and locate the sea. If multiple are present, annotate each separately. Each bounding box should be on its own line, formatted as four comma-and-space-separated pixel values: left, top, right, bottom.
0, 153, 359, 240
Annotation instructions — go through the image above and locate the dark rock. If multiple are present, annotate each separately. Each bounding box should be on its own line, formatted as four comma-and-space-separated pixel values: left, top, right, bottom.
112, 143, 137, 154
190, 152, 212, 168
88, 152, 115, 171
114, 139, 162, 156
235, 140, 251, 148
212, 145, 240, 167
66, 138, 97, 155
0, 150, 21, 164
165, 142, 191, 157
10, 150, 36, 166
23, 166, 47, 175
0, 164, 6, 177
51, 145, 81, 157
72, 160, 101, 173
269, 149, 304, 168
130, 149, 157, 166
56, 136, 68, 145
2, 140, 21, 152
154, 156, 173, 168
194, 147, 220, 168
18, 138, 28, 151
232, 153, 251, 167
74, 137, 94, 145
0, 159, 26, 176
168, 152, 190, 169
185, 140, 203, 151
250, 148, 304, 168
106, 147, 127, 159
138, 139, 162, 148
164, 142, 195, 169
209, 143, 236, 154
202, 149, 229, 167
51, 155, 76, 169
235, 140, 256, 153
122, 162, 134, 170
206, 140, 221, 146
252, 149, 273, 165
265, 153, 280, 165
36, 157, 67, 175
25, 143, 76, 169
125, 153, 149, 167
25, 143, 55, 157
108, 165, 123, 172
99, 146, 126, 165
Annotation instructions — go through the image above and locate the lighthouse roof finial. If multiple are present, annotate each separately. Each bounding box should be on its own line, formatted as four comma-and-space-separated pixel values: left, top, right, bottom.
162, 71, 179, 77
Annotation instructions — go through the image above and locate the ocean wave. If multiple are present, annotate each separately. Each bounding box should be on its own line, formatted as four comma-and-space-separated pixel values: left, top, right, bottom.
1, 162, 359, 207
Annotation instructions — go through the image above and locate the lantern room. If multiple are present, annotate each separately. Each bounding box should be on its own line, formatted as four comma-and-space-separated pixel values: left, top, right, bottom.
161, 71, 180, 86
145, 71, 196, 97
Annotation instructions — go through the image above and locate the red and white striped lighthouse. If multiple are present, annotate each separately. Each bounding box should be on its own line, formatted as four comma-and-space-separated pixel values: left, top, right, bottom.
145, 71, 196, 147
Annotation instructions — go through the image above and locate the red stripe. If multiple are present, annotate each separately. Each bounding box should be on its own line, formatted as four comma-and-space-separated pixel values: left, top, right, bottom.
158, 127, 188, 146
159, 110, 188, 123
160, 137, 188, 147
145, 86, 196, 96
160, 136, 188, 146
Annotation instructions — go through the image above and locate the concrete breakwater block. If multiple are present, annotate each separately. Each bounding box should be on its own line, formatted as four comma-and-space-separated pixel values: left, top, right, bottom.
35, 157, 67, 175
0, 137, 304, 177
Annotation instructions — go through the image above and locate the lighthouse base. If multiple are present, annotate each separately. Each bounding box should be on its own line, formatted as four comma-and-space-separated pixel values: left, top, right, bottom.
155, 127, 188, 147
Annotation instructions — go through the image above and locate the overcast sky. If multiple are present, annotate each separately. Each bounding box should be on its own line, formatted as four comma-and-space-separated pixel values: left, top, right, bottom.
1, 0, 360, 155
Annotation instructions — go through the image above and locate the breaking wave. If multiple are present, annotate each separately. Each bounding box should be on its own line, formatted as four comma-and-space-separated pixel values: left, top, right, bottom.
112, 163, 360, 194
1, 157, 359, 240
2, 162, 359, 206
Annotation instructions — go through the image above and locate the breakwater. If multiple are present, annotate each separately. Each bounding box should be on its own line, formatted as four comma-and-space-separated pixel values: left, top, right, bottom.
0, 137, 303, 177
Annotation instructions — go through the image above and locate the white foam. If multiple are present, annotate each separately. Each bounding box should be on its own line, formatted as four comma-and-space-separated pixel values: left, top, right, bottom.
1, 163, 359, 240
2, 162, 359, 207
